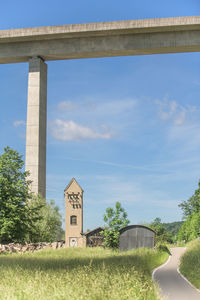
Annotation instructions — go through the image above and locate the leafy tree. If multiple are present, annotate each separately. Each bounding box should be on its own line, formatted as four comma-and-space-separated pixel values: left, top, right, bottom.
101, 202, 130, 249
178, 212, 200, 242
26, 195, 64, 242
0, 147, 32, 242
0, 147, 64, 243
149, 218, 172, 244
161, 221, 183, 243
178, 180, 200, 242
179, 181, 200, 219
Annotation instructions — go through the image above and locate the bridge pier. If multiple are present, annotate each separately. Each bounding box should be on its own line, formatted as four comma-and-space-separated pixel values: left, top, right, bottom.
25, 56, 47, 198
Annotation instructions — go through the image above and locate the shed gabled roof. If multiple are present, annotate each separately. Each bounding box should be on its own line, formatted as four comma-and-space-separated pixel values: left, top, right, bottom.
83, 227, 104, 236
64, 178, 83, 192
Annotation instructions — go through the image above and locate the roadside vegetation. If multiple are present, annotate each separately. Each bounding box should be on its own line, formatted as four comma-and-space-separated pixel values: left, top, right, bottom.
178, 180, 200, 242
179, 239, 200, 289
178, 180, 200, 289
0, 247, 169, 300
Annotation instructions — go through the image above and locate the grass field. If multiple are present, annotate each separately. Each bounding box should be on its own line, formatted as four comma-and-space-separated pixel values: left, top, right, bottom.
180, 239, 200, 289
0, 247, 168, 300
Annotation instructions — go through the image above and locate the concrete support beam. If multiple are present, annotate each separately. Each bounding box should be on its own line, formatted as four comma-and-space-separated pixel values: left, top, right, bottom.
25, 57, 47, 198
0, 16, 200, 63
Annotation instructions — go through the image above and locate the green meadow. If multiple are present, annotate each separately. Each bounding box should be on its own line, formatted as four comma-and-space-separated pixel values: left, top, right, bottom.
180, 239, 200, 289
0, 247, 168, 300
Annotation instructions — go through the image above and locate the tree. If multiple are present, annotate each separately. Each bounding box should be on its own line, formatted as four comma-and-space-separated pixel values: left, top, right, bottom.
0, 147, 32, 242
178, 180, 200, 242
149, 218, 172, 244
162, 221, 183, 236
178, 212, 200, 242
101, 202, 130, 249
179, 181, 200, 219
26, 195, 64, 242
0, 147, 64, 243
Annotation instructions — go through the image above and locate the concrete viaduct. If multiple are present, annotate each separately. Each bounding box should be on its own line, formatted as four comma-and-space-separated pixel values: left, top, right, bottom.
0, 16, 200, 198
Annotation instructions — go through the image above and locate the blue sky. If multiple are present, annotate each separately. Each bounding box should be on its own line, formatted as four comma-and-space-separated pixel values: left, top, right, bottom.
0, 1, 200, 230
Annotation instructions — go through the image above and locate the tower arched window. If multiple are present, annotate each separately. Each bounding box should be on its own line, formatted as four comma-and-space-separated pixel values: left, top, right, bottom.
70, 215, 77, 225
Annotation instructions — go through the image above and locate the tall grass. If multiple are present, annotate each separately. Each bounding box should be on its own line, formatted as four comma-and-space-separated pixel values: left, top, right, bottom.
180, 239, 200, 289
0, 247, 168, 300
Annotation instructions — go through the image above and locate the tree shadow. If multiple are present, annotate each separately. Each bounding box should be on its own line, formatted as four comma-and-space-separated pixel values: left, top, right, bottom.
0, 249, 151, 275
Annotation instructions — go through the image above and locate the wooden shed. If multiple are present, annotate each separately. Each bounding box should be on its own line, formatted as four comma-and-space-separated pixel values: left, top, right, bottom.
84, 227, 104, 247
119, 225, 155, 251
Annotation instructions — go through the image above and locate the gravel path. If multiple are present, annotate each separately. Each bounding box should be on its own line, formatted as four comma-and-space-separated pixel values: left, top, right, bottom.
153, 247, 200, 300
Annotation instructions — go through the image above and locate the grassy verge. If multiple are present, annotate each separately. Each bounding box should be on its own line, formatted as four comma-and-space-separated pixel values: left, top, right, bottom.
180, 239, 200, 289
0, 247, 168, 300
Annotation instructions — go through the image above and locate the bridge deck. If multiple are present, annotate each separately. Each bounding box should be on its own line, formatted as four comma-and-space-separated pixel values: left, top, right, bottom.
0, 16, 200, 63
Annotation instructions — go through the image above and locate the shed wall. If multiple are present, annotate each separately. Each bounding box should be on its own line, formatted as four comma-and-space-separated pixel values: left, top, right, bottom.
86, 228, 104, 247
119, 227, 155, 251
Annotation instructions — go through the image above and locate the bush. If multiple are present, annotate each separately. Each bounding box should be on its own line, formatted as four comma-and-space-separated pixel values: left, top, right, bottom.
156, 244, 171, 255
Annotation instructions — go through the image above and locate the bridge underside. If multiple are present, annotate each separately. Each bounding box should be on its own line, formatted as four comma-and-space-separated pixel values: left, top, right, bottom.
0, 29, 200, 64
0, 16, 200, 64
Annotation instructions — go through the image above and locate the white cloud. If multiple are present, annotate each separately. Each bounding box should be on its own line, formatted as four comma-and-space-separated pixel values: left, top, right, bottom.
50, 119, 113, 141
155, 99, 175, 120
13, 120, 25, 127
53, 98, 138, 139
174, 110, 186, 125
154, 98, 198, 126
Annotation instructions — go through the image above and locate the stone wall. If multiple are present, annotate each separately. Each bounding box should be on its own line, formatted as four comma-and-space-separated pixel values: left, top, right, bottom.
0, 241, 65, 254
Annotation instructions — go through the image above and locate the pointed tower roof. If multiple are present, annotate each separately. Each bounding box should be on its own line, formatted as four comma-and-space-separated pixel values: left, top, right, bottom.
64, 178, 84, 192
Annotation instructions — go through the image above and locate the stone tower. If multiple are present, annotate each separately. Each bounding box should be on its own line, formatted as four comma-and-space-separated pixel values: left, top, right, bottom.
64, 178, 85, 247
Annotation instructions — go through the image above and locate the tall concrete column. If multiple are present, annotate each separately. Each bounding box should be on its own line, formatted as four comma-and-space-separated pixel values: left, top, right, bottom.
25, 56, 47, 198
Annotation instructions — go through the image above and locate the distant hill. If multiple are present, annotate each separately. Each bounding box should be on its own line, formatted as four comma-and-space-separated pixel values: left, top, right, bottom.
162, 221, 183, 236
